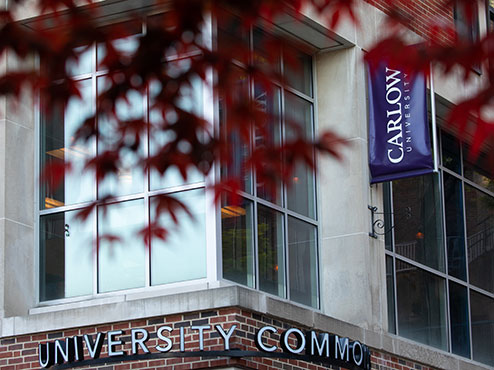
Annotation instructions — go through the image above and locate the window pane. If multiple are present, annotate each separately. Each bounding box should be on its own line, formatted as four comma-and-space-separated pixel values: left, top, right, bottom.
97, 77, 145, 197
449, 282, 470, 358
396, 260, 447, 350
149, 66, 204, 191
386, 256, 396, 334
254, 82, 282, 205
151, 189, 206, 285
392, 174, 445, 271
288, 217, 317, 307
41, 78, 95, 209
285, 92, 315, 219
471, 290, 494, 366
219, 67, 252, 193
441, 131, 461, 174
284, 47, 312, 97
257, 205, 285, 298
40, 210, 93, 301
463, 145, 494, 190
465, 184, 494, 293
253, 28, 281, 75
444, 173, 467, 280
98, 199, 146, 292
221, 197, 254, 288
384, 183, 393, 251
66, 45, 92, 76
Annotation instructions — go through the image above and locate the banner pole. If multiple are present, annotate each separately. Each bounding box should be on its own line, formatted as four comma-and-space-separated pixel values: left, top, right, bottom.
429, 63, 439, 172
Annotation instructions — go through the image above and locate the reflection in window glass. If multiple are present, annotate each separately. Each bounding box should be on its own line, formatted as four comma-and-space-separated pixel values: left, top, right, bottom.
396, 260, 447, 350
97, 35, 140, 70
288, 217, 317, 307
465, 184, 494, 293
39, 210, 93, 301
254, 82, 282, 205
470, 291, 494, 366
253, 28, 281, 74
392, 174, 444, 271
449, 282, 470, 358
386, 256, 396, 334
97, 77, 145, 197
219, 67, 252, 193
463, 145, 494, 190
98, 199, 146, 293
151, 189, 206, 285
284, 48, 312, 97
41, 78, 94, 209
285, 92, 315, 219
444, 173, 467, 280
441, 132, 461, 174
257, 205, 284, 298
222, 197, 254, 288
149, 69, 204, 191
66, 45, 92, 76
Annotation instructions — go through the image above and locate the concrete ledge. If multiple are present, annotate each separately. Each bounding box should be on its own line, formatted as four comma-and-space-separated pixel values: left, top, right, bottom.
1, 285, 491, 370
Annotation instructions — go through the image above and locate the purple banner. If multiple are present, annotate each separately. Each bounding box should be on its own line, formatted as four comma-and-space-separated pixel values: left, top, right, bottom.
367, 62, 433, 183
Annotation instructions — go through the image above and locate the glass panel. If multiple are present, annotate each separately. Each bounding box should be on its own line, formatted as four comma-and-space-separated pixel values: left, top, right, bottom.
257, 205, 285, 298
441, 131, 461, 174
444, 173, 467, 280
463, 144, 494, 191
98, 199, 146, 292
39, 210, 93, 301
151, 189, 206, 285
221, 196, 254, 287
288, 217, 317, 307
384, 182, 393, 251
97, 77, 145, 197
41, 78, 95, 209
254, 82, 282, 205
217, 13, 249, 64
285, 92, 315, 219
395, 260, 447, 350
283, 47, 312, 97
392, 174, 445, 271
253, 28, 281, 75
66, 45, 92, 76
449, 282, 470, 358
465, 184, 494, 293
97, 33, 140, 70
386, 256, 396, 334
471, 290, 494, 366
219, 67, 252, 193
149, 64, 204, 191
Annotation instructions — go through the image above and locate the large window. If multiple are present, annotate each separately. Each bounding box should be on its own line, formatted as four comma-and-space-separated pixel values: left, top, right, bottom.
219, 21, 319, 308
39, 21, 207, 301
385, 130, 494, 367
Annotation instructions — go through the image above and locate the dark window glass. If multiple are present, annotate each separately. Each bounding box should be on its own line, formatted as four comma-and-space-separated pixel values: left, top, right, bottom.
253, 28, 281, 75
40, 210, 93, 301
465, 184, 494, 293
449, 282, 470, 357
396, 260, 447, 350
257, 205, 285, 297
386, 256, 396, 334
444, 173, 467, 280
470, 290, 494, 366
221, 197, 254, 288
392, 174, 445, 271
384, 182, 393, 251
288, 217, 317, 307
463, 145, 494, 190
441, 131, 461, 174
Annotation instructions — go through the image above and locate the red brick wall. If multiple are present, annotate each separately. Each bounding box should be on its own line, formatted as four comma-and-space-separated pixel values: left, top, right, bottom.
0, 308, 436, 370
364, 0, 455, 44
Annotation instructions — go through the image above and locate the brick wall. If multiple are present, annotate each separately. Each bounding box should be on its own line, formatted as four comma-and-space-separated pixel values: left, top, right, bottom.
364, 0, 455, 44
0, 308, 436, 370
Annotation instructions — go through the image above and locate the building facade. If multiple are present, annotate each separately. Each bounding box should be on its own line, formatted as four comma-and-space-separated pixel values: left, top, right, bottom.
0, 0, 492, 370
